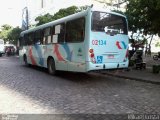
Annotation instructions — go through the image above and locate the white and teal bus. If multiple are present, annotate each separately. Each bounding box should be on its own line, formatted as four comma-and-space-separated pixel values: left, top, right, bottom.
0, 39, 5, 57
19, 7, 129, 75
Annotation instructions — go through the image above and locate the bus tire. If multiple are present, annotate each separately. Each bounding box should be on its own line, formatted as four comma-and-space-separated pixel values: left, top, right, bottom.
0, 54, 2, 57
48, 58, 56, 75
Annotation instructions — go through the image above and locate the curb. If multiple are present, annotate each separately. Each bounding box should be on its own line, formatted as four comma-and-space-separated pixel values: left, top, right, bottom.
101, 72, 160, 85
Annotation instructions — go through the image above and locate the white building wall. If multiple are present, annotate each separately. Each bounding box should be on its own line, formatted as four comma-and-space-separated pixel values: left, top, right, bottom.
151, 38, 160, 53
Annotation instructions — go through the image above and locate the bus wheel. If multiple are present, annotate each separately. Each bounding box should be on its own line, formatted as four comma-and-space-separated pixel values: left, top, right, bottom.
48, 58, 56, 75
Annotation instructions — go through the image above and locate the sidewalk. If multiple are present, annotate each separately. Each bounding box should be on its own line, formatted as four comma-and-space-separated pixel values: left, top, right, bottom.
102, 55, 160, 85
102, 66, 160, 85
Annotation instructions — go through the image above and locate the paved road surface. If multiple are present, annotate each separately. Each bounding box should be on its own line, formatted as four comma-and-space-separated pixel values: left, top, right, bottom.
0, 56, 160, 114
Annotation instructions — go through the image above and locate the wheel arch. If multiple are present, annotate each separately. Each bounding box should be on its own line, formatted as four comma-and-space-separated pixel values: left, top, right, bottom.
47, 56, 55, 67
47, 56, 58, 75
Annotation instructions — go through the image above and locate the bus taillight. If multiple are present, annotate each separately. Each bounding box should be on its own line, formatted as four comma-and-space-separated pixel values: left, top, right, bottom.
90, 53, 94, 58
89, 49, 96, 63
89, 48, 94, 53
89, 48, 94, 58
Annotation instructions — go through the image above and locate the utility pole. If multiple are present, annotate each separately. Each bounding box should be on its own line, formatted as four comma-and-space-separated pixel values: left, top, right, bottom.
26, 7, 29, 30
41, 0, 44, 8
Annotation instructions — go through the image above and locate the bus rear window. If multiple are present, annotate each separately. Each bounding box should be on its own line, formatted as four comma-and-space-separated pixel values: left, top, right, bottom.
92, 11, 127, 35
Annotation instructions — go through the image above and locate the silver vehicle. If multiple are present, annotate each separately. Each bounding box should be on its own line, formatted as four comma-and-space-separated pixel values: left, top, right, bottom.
0, 39, 5, 57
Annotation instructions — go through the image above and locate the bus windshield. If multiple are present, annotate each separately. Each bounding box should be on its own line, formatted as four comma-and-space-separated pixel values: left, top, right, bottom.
92, 11, 127, 35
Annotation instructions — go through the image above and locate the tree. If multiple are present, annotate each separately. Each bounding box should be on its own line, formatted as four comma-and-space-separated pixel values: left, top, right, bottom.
35, 13, 54, 26
155, 41, 160, 48
8, 27, 22, 45
0, 25, 22, 45
52, 6, 79, 20
35, 6, 87, 26
1, 24, 12, 31
126, 0, 160, 35
126, 0, 160, 52
0, 24, 13, 42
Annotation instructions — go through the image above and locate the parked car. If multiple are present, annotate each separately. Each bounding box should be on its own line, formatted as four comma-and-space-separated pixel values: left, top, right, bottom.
0, 39, 5, 57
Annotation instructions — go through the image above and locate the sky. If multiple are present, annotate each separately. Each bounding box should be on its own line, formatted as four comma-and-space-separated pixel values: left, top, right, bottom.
27, 0, 105, 24
0, 0, 105, 28
0, 0, 26, 27
0, 0, 126, 28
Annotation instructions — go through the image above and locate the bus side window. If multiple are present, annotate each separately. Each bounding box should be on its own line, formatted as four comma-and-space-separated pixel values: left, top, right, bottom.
34, 30, 41, 45
19, 37, 22, 46
52, 23, 65, 43
51, 26, 57, 43
27, 33, 34, 45
43, 27, 51, 44
24, 34, 29, 45
66, 17, 85, 43
58, 23, 65, 43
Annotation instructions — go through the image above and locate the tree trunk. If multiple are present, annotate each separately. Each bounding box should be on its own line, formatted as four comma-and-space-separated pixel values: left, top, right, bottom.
148, 35, 154, 56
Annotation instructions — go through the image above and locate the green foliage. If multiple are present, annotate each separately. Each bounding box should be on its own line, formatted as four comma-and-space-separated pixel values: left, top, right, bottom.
1, 24, 12, 31
155, 41, 160, 47
35, 5, 87, 26
0, 24, 13, 42
125, 0, 160, 51
35, 13, 54, 26
53, 6, 79, 20
126, 0, 160, 36
0, 24, 22, 45
8, 27, 22, 45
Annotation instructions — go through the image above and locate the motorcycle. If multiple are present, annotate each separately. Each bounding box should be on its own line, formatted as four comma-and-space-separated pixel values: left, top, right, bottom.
153, 52, 160, 60
5, 47, 15, 56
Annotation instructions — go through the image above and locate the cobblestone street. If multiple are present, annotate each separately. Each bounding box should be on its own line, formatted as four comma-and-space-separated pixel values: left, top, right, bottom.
0, 56, 160, 114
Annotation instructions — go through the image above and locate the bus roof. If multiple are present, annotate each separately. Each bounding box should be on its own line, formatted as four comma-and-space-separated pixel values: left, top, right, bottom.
20, 7, 126, 36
